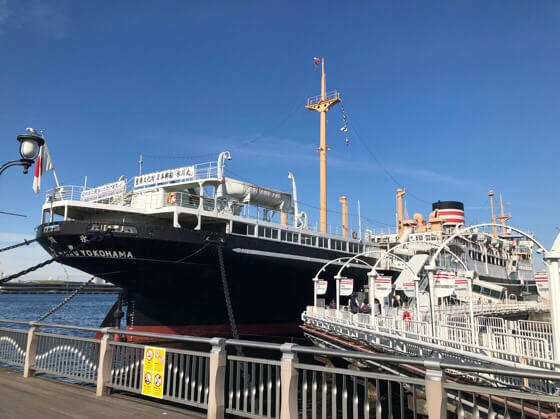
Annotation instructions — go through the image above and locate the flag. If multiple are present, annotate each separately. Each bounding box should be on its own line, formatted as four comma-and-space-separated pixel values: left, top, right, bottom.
33, 144, 54, 194
313, 57, 321, 66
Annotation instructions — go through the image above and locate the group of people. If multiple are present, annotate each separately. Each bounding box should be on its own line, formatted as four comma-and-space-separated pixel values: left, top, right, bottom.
328, 293, 381, 315
328, 291, 406, 316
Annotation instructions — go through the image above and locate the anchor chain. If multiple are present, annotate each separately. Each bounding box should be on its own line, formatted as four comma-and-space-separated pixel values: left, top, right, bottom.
0, 238, 37, 253
216, 244, 239, 340
36, 276, 96, 322
0, 232, 108, 284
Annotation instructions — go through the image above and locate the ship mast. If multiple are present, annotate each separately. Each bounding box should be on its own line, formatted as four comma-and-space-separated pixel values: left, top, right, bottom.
306, 57, 340, 234
496, 193, 512, 236
488, 190, 497, 238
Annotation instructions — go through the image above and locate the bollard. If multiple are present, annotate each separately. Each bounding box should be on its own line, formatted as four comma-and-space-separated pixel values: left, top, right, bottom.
424, 360, 446, 419
23, 325, 38, 378
96, 328, 113, 396
280, 343, 298, 419
207, 338, 226, 419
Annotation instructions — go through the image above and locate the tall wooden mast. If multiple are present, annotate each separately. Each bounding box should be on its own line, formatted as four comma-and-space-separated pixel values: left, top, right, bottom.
306, 57, 340, 233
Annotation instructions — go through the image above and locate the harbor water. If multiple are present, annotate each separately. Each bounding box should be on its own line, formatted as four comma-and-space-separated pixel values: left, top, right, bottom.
0, 294, 118, 332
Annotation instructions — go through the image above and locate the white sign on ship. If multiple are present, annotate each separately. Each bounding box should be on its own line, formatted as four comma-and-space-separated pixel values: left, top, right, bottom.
339, 279, 354, 296
81, 180, 126, 202
374, 276, 392, 298
434, 271, 455, 298
454, 276, 469, 298
316, 280, 328, 295
535, 272, 549, 299
134, 166, 195, 188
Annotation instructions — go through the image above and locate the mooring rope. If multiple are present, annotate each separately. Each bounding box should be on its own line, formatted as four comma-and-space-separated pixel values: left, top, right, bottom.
0, 232, 108, 284
36, 276, 96, 322
0, 238, 37, 253
217, 244, 239, 340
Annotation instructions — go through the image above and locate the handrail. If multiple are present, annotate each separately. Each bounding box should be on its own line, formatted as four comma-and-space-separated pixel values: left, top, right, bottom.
1, 316, 559, 378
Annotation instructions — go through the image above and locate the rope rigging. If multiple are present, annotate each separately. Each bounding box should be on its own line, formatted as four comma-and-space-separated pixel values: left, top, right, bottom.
0, 238, 37, 253
339, 99, 430, 205
225, 167, 393, 228
0, 232, 107, 284
216, 244, 239, 340
143, 100, 302, 163
36, 276, 96, 322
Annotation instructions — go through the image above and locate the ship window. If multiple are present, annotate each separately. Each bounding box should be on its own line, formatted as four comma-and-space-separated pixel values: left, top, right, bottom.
330, 240, 344, 251
271, 229, 278, 239
318, 237, 329, 248
247, 224, 255, 235
258, 226, 274, 238
301, 234, 316, 246
88, 224, 137, 234
281, 231, 300, 243
232, 222, 249, 235
122, 226, 138, 234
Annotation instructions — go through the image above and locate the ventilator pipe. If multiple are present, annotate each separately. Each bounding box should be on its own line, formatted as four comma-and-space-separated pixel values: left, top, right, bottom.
217, 151, 232, 180
288, 172, 300, 227
339, 196, 348, 238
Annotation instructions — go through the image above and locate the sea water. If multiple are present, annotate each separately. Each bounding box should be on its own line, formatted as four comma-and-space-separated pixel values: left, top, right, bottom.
0, 294, 118, 330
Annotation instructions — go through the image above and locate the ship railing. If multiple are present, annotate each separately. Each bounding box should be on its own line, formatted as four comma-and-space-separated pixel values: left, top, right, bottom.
306, 90, 340, 106
303, 307, 558, 369
44, 185, 85, 203
1, 318, 560, 417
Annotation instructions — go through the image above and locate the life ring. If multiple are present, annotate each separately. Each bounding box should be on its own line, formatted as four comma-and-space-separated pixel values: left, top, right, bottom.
402, 311, 412, 321
166, 192, 177, 204
352, 231, 358, 240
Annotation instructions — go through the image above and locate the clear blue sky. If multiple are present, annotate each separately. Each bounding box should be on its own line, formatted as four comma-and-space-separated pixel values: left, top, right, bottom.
0, 1, 559, 279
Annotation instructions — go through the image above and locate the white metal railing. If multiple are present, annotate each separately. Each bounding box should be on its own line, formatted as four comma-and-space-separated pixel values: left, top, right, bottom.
1, 319, 560, 417
306, 90, 340, 106
303, 304, 555, 371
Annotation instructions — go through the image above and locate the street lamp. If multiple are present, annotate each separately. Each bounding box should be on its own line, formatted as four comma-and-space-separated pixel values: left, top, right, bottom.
0, 129, 45, 175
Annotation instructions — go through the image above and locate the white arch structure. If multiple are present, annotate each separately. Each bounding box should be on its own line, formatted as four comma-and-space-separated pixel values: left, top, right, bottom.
428, 223, 560, 363
429, 223, 547, 267
311, 256, 373, 307
362, 240, 472, 334
316, 239, 474, 337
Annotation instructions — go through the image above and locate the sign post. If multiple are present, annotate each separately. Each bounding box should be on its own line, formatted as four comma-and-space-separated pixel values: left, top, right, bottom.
141, 346, 166, 398
544, 233, 560, 370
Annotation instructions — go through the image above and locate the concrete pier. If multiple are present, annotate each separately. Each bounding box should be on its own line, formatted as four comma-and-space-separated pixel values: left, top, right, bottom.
0, 367, 203, 419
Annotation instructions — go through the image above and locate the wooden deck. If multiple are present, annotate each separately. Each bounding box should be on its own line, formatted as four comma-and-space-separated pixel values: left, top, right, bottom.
0, 366, 205, 418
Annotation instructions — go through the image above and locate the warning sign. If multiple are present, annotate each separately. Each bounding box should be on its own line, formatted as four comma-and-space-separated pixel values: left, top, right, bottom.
141, 346, 166, 398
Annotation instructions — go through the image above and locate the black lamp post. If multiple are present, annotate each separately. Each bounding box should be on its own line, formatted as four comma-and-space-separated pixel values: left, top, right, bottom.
0, 130, 45, 175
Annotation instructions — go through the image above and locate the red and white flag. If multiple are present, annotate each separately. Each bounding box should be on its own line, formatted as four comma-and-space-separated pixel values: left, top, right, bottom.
313, 57, 321, 66
32, 144, 54, 194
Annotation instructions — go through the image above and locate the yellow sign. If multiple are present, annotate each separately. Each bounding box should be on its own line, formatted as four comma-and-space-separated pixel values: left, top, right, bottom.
141, 346, 166, 398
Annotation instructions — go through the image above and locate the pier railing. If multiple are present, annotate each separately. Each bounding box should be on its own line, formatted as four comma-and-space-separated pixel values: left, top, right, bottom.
0, 319, 559, 418
304, 304, 556, 377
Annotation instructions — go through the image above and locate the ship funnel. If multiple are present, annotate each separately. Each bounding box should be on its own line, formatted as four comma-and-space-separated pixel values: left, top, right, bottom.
431, 201, 465, 226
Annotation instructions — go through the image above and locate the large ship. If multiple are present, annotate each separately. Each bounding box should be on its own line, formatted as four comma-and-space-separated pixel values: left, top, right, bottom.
36, 152, 375, 337
34, 59, 537, 338
35, 58, 380, 338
